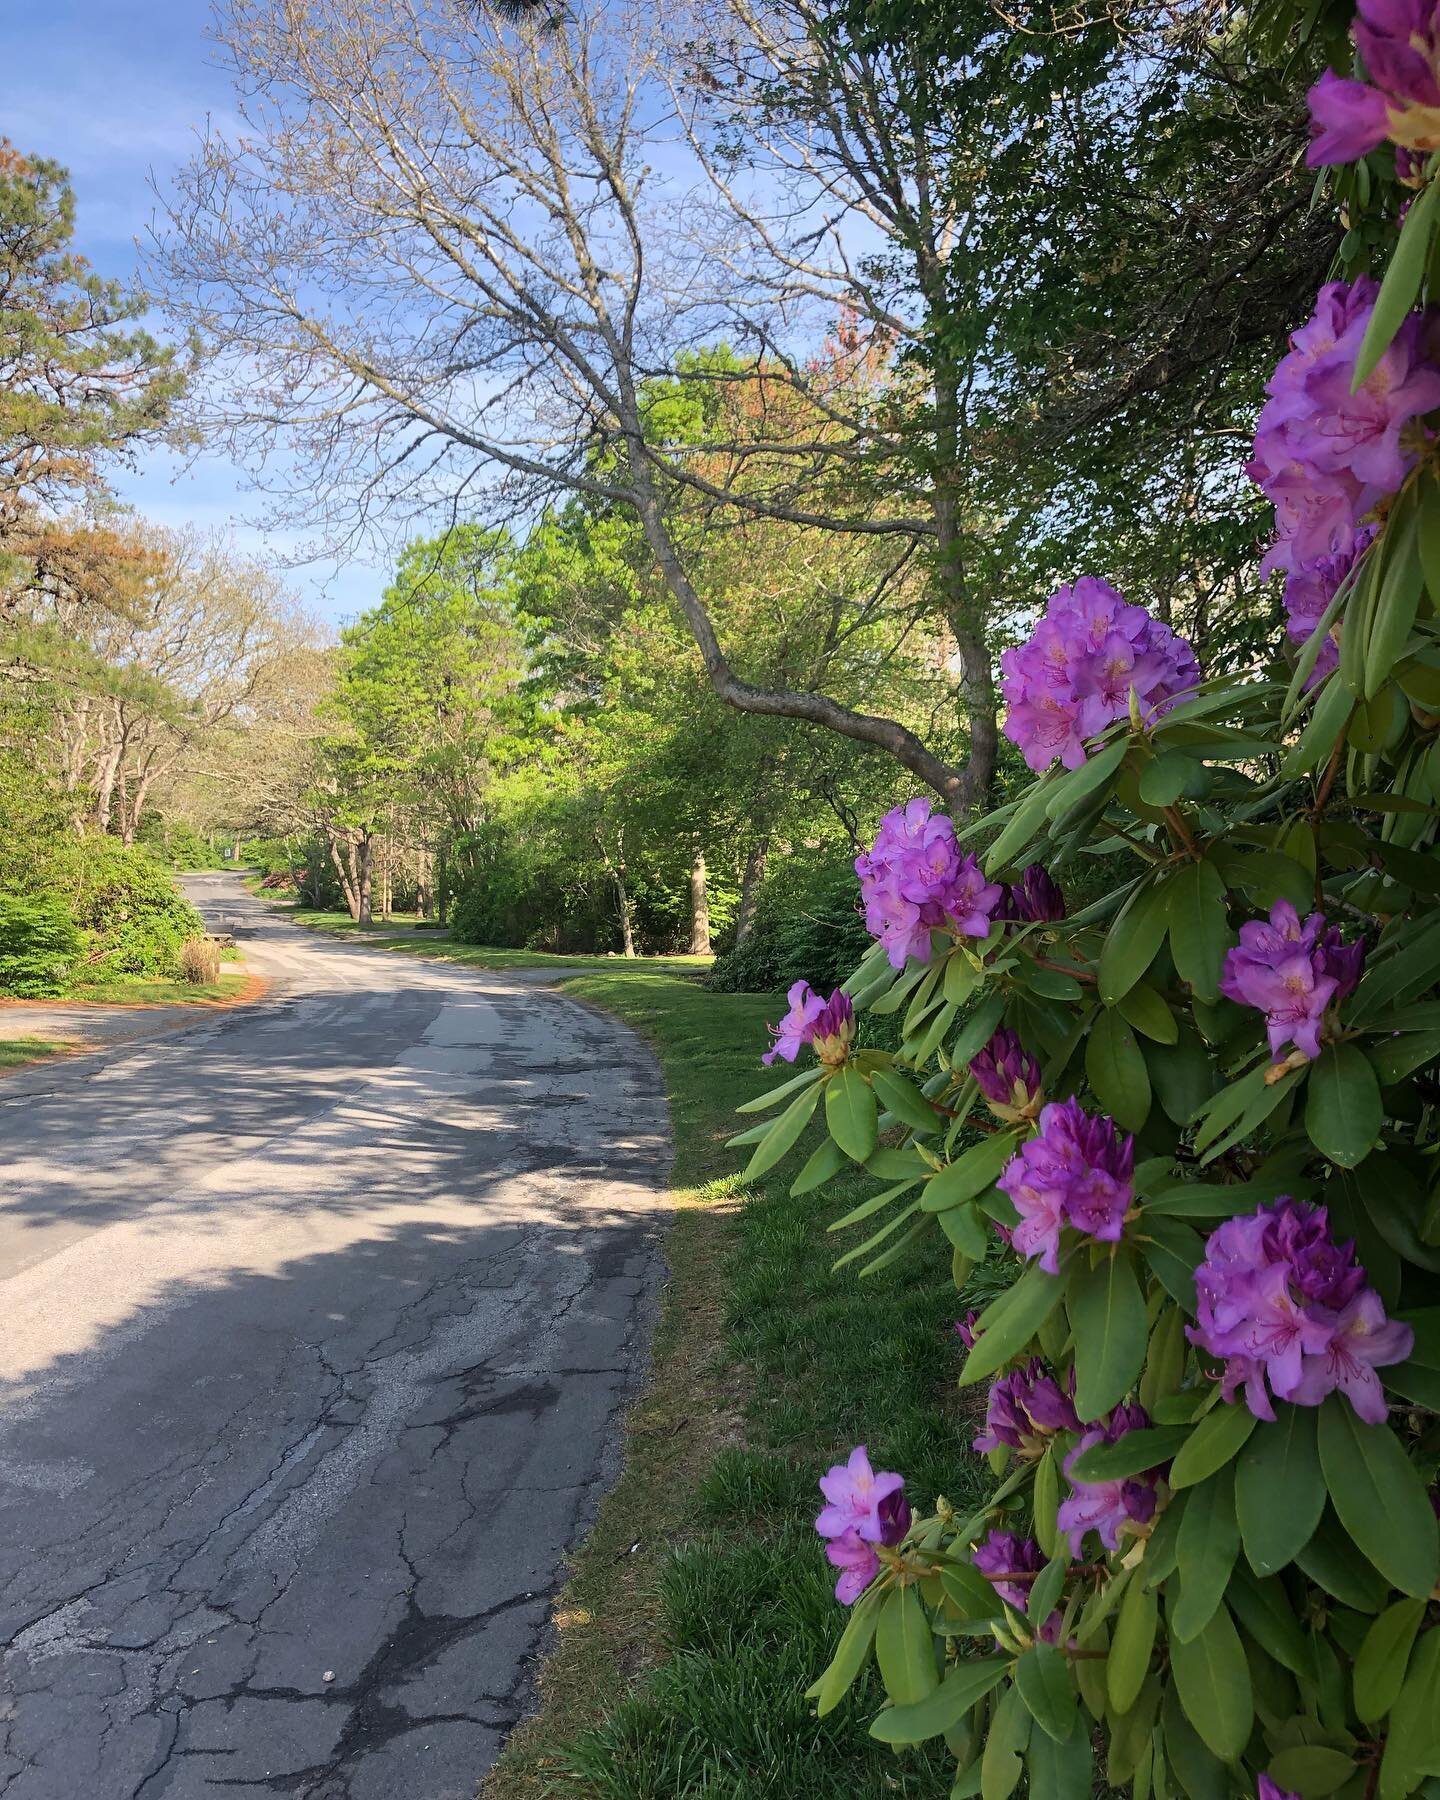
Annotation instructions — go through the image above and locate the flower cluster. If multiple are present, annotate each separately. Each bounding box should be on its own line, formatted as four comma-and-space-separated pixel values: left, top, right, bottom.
1219, 900, 1365, 1061
815, 1445, 910, 1605
1189, 1200, 1414, 1423
1307, 0, 1440, 166
974, 1358, 1080, 1457
855, 798, 1003, 969
1248, 280, 1440, 681
1259, 1780, 1302, 1800
954, 1309, 983, 1348
997, 863, 1066, 924
996, 1095, 1135, 1274
999, 578, 1200, 774
971, 1530, 1063, 1640
761, 981, 855, 1067
969, 1027, 1044, 1122
1057, 1402, 1162, 1556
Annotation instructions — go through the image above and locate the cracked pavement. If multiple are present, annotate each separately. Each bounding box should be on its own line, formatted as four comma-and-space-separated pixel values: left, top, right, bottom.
0, 876, 671, 1798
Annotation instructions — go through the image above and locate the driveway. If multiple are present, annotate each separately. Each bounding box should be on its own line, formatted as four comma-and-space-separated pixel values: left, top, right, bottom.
0, 875, 670, 1798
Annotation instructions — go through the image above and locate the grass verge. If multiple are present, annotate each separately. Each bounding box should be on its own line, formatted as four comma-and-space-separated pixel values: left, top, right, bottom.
63, 973, 255, 1005
0, 1035, 73, 1072
485, 973, 982, 1800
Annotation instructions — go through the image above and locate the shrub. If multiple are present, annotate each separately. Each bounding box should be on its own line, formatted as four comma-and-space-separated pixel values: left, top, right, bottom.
708, 858, 871, 993
47, 838, 204, 979
0, 894, 83, 997
179, 936, 222, 984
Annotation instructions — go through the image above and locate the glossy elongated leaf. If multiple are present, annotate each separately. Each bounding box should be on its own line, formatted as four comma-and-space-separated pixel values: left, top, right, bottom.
1388, 1306, 1440, 1409
1168, 1399, 1256, 1490
1118, 981, 1179, 1044
944, 952, 981, 1006
1226, 1564, 1314, 1679
790, 1136, 847, 1196
871, 1066, 944, 1133
1145, 1178, 1288, 1219
869, 1657, 1009, 1745
959, 1261, 1069, 1387
875, 1585, 938, 1705
940, 1559, 1007, 1622
1281, 672, 1355, 779
1086, 1008, 1151, 1131
1068, 1251, 1147, 1420
938, 1201, 990, 1259
1366, 516, 1425, 699
1107, 1675, 1162, 1786
1148, 1028, 1219, 1125
1070, 1425, 1192, 1482
1168, 1603, 1254, 1762
922, 1132, 1020, 1211
1378, 1628, 1440, 1800
1354, 1598, 1427, 1724
1171, 1466, 1240, 1642
826, 1176, 919, 1232
1108, 1573, 1158, 1714
1235, 1403, 1324, 1575
811, 1587, 884, 1716
1305, 1044, 1381, 1169
1352, 178, 1440, 388
826, 1066, 879, 1163
735, 1065, 824, 1113
1267, 1747, 1358, 1799
1296, 1507, 1392, 1613
981, 1680, 1031, 1800
947, 994, 1007, 1072
1167, 859, 1229, 1005
1014, 1643, 1077, 1744
1025, 1709, 1093, 1800
1098, 876, 1171, 1006
1163, 1680, 1229, 1800
1318, 1397, 1440, 1599
742, 1079, 822, 1179
1139, 1215, 1204, 1314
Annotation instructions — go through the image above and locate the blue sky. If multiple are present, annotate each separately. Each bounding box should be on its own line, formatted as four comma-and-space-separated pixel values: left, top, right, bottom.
1, 0, 381, 623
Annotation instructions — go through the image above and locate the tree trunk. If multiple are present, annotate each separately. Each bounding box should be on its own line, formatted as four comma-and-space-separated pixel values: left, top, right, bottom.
734, 836, 769, 947
356, 832, 373, 927
688, 851, 711, 956
327, 832, 361, 921
416, 849, 431, 920
615, 869, 636, 957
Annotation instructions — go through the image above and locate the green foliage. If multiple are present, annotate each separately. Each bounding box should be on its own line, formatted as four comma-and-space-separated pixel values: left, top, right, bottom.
0, 893, 82, 997
708, 859, 874, 993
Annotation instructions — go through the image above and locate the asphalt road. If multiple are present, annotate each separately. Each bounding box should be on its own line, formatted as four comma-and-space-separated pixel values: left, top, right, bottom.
0, 876, 670, 1799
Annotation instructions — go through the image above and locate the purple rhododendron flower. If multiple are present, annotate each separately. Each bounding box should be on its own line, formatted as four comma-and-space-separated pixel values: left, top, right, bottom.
855, 798, 1003, 968
815, 1446, 910, 1605
999, 578, 1201, 773
998, 863, 1067, 924
762, 982, 854, 1066
954, 1310, 983, 1349
974, 1357, 1080, 1456
1220, 900, 1365, 1061
1279, 529, 1375, 684
1188, 1200, 1413, 1423
1057, 1403, 1162, 1556
1307, 0, 1440, 166
971, 1529, 1044, 1612
996, 1096, 1134, 1275
1259, 1778, 1303, 1800
969, 1028, 1044, 1120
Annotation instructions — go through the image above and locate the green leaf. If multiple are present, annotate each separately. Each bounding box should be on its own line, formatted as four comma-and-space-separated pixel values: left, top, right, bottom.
825, 1066, 879, 1164
869, 1657, 1009, 1746
1162, 1680, 1230, 1800
1171, 1466, 1241, 1642
1366, 517, 1425, 699
1099, 877, 1170, 1006
1070, 1425, 1192, 1482
1268, 1749, 1358, 1800
1033, 1445, 1060, 1558
959, 1261, 1069, 1387
1354, 1598, 1427, 1724
1107, 1573, 1158, 1714
1296, 1507, 1392, 1613
1236, 1403, 1324, 1575
981, 1680, 1031, 1800
811, 1587, 884, 1716
1305, 1044, 1382, 1170
1144, 1177, 1291, 1219
1148, 1027, 1219, 1125
1379, 1627, 1440, 1800
871, 1066, 944, 1133
1014, 1643, 1076, 1744
1067, 1251, 1147, 1420
1389, 1306, 1440, 1409
1352, 178, 1440, 388
922, 1132, 1021, 1212
1317, 1397, 1440, 1599
1028, 1551, 1069, 1630
1024, 1709, 1092, 1800
941, 1560, 1006, 1623
875, 1585, 938, 1706
1282, 673, 1355, 779
1166, 859, 1229, 1005
946, 995, 1007, 1074
938, 1201, 990, 1259
985, 774, 1060, 875
1118, 982, 1178, 1044
1226, 1563, 1315, 1679
1139, 1215, 1204, 1314
1107, 1675, 1161, 1786
1085, 1008, 1151, 1131
1168, 1603, 1254, 1762
790, 1136, 848, 1196
735, 1065, 823, 1113
742, 1079, 822, 1179
1169, 1401, 1256, 1490
827, 1176, 919, 1232
944, 952, 982, 1006
1140, 749, 1204, 806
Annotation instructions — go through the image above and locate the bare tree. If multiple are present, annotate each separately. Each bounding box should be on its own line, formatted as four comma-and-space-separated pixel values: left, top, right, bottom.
157, 0, 983, 806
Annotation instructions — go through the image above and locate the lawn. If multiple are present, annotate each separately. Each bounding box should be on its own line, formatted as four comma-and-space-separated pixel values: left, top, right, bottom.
64, 973, 253, 1005
0, 1035, 72, 1071
486, 974, 985, 1800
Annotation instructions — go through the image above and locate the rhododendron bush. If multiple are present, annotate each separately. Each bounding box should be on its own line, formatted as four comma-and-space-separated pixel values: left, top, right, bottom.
731, 77, 1440, 1795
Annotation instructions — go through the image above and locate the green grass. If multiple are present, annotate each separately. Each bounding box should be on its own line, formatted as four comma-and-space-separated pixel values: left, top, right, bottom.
487, 974, 983, 1800
277, 901, 713, 977
65, 973, 251, 1005
0, 1035, 72, 1070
